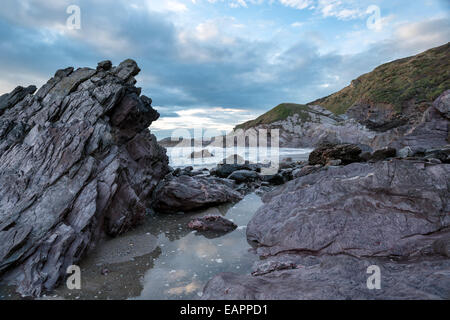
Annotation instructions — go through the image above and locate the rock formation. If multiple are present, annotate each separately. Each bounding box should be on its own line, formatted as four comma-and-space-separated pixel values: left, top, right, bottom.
0, 59, 169, 296
203, 158, 450, 299
188, 215, 237, 233
152, 175, 242, 213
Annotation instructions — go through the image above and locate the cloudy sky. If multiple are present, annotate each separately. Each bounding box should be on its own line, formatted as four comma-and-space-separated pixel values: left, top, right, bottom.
0, 0, 449, 139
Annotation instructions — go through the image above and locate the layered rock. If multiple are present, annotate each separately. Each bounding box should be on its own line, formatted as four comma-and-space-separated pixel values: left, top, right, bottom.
233, 93, 449, 151
0, 60, 169, 296
203, 254, 450, 300
203, 158, 450, 299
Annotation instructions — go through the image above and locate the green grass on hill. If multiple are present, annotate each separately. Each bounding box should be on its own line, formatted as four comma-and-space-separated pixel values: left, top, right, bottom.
234, 103, 312, 130
309, 42, 450, 114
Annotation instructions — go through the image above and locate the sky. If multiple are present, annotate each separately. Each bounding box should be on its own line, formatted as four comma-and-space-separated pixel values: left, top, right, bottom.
0, 0, 449, 139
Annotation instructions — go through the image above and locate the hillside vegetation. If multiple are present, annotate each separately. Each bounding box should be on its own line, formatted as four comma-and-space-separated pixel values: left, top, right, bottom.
309, 42, 450, 114
235, 103, 312, 130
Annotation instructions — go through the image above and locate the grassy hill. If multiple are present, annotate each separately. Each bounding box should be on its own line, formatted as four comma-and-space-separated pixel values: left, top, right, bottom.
309, 42, 450, 114
235, 42, 449, 130
234, 103, 312, 130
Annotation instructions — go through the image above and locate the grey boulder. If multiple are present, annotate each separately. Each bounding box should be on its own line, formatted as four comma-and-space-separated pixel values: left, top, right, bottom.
152, 175, 243, 213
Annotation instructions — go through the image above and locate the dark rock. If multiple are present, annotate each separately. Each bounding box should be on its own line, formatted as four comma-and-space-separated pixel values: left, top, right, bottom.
188, 215, 237, 233
308, 143, 362, 166
424, 146, 450, 164
97, 60, 112, 71
0, 85, 37, 116
360, 152, 372, 162
0, 60, 169, 296
213, 163, 259, 178
152, 175, 242, 213
369, 147, 397, 161
227, 170, 260, 183
262, 173, 285, 185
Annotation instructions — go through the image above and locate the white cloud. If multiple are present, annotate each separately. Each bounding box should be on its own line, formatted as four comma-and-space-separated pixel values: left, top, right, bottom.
152, 107, 257, 132
291, 21, 304, 27
279, 0, 313, 10
393, 18, 450, 53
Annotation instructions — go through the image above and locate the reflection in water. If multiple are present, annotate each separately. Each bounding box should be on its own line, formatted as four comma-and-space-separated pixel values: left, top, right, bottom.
0, 193, 264, 300
134, 193, 263, 300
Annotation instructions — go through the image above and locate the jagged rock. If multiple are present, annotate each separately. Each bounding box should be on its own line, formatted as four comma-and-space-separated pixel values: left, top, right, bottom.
0, 85, 37, 116
227, 170, 260, 183
391, 94, 449, 150
231, 89, 449, 151
188, 215, 237, 233
308, 143, 362, 166
433, 89, 450, 119
152, 175, 242, 213
0, 60, 169, 296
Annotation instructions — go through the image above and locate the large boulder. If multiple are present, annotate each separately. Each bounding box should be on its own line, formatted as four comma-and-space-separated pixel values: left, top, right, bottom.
0, 60, 169, 296
203, 159, 450, 300
152, 175, 243, 213
308, 143, 362, 166
247, 160, 449, 258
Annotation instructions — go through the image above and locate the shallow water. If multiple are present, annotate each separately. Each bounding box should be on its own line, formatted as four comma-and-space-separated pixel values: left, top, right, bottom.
0, 193, 263, 300
167, 146, 312, 169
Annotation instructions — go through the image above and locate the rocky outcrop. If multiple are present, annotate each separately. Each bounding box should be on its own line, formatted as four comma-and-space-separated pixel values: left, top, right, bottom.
232, 91, 449, 151
308, 143, 362, 166
203, 158, 450, 299
152, 175, 242, 213
188, 216, 237, 233
0, 60, 169, 296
